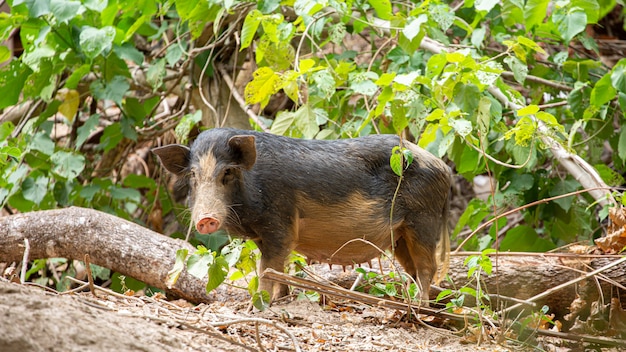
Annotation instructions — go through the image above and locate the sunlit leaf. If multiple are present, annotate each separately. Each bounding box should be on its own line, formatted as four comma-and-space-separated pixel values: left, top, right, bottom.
166, 249, 188, 288
79, 26, 116, 59
56, 88, 80, 121
367, 0, 392, 20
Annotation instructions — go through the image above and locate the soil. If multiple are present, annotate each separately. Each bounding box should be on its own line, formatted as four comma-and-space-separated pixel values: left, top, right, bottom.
0, 277, 516, 352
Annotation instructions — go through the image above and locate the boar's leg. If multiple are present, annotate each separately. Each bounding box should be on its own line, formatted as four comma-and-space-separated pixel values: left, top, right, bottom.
256, 232, 293, 301
393, 226, 437, 305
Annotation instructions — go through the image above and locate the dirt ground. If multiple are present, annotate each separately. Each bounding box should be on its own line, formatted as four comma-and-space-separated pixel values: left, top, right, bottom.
0, 276, 522, 352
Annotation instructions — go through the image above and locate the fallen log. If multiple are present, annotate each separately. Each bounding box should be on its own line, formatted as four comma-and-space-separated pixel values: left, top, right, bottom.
0, 207, 210, 303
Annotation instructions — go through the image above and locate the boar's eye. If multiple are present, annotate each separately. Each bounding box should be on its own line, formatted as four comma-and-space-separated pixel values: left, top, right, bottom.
221, 168, 235, 185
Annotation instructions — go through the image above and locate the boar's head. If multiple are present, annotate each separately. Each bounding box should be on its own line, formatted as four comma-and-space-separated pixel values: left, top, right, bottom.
153, 132, 256, 234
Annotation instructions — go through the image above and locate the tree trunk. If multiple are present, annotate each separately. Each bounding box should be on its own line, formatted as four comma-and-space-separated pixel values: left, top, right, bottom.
1, 207, 624, 320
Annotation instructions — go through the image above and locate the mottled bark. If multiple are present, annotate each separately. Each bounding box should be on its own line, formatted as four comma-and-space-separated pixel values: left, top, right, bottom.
0, 207, 210, 303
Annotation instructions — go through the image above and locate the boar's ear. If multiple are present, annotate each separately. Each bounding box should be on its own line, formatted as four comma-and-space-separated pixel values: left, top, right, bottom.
228, 135, 256, 170
152, 144, 190, 175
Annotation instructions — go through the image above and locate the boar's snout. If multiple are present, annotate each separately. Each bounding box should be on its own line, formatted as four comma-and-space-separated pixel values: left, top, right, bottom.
195, 215, 221, 234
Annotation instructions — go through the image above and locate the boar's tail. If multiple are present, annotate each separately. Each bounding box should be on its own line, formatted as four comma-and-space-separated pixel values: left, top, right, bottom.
433, 176, 451, 285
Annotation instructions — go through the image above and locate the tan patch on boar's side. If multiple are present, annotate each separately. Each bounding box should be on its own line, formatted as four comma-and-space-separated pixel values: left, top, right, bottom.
293, 192, 401, 265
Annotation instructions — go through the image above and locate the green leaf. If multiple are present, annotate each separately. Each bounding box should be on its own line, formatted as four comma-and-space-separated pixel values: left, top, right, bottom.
549, 178, 580, 212
91, 76, 130, 105
517, 104, 539, 116
175, 111, 203, 145
252, 290, 271, 311
471, 26, 487, 48
64, 64, 91, 90
517, 36, 546, 54
367, 0, 392, 20
311, 69, 336, 99
244, 67, 281, 108
390, 146, 403, 176
391, 101, 407, 133
349, 72, 378, 96
240, 10, 262, 50
504, 56, 527, 84
384, 283, 397, 297
258, 0, 280, 13
0, 61, 31, 109
114, 44, 145, 66
166, 249, 188, 288
0, 46, 10, 63
98, 123, 123, 152
19, 0, 51, 17
403, 14, 427, 41
595, 164, 625, 187
221, 240, 243, 267
294, 0, 325, 16
556, 9, 587, 43
51, 151, 85, 179
475, 0, 498, 12
75, 114, 100, 149
294, 104, 318, 139
206, 256, 228, 293
84, 0, 106, 11
146, 58, 166, 91
572, 0, 600, 24
187, 250, 214, 279
123, 174, 156, 191
109, 186, 141, 202
22, 176, 48, 205
79, 26, 116, 59
165, 43, 185, 66
453, 83, 480, 114
449, 118, 472, 138
500, 225, 556, 252
524, 0, 549, 30
50, 0, 82, 23
29, 132, 55, 155
427, 53, 447, 78
619, 126, 626, 163
247, 276, 259, 296
610, 61, 626, 93
271, 110, 296, 136
591, 73, 617, 107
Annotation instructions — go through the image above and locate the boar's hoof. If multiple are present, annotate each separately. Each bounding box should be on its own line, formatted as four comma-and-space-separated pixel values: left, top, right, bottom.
196, 215, 220, 234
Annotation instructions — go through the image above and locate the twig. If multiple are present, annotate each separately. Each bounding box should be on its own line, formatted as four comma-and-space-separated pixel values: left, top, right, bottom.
255, 322, 267, 352
262, 268, 466, 323
499, 256, 626, 315
20, 238, 30, 284
532, 327, 626, 347
84, 254, 96, 297
216, 63, 271, 132
500, 72, 573, 91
